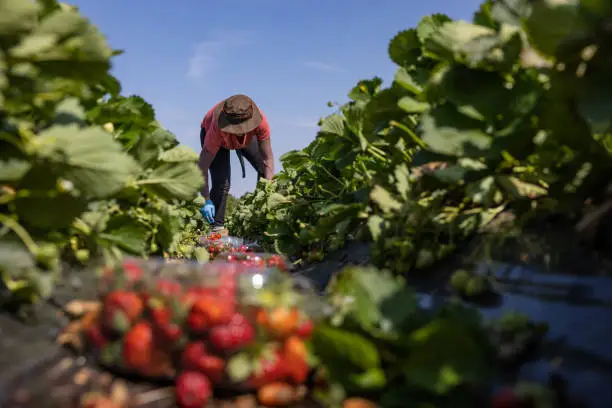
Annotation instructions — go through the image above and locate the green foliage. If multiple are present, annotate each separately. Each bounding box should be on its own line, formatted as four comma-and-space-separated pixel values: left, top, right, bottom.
313, 265, 496, 404
227, 0, 612, 275
0, 0, 206, 302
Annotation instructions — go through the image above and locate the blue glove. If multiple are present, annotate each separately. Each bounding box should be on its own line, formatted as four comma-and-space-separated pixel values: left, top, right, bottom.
200, 199, 215, 224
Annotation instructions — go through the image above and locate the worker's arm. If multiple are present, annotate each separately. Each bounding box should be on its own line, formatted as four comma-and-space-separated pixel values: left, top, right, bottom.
198, 128, 217, 199
258, 138, 275, 180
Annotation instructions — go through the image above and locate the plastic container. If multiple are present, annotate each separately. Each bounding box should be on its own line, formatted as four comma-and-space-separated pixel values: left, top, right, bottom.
199, 235, 262, 259
212, 252, 290, 272
82, 258, 323, 389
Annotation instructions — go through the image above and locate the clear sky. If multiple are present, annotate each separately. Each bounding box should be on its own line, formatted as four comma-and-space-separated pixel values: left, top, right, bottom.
67, 0, 482, 196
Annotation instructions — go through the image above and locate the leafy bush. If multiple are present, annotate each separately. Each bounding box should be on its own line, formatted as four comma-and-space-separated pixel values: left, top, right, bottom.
227, 0, 612, 273
0, 0, 206, 302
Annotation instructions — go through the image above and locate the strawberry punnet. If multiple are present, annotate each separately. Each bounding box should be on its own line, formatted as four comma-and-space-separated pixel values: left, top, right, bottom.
176, 371, 212, 408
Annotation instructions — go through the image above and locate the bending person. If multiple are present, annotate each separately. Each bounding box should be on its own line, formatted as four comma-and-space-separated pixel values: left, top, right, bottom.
198, 94, 275, 235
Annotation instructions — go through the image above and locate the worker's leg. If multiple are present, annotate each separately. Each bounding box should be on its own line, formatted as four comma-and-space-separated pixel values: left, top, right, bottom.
202, 128, 231, 229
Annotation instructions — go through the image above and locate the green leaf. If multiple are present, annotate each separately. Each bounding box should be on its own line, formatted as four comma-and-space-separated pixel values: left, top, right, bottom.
32, 124, 141, 198
367, 215, 384, 241
0, 158, 31, 182
420, 105, 492, 157
15, 194, 88, 229
139, 162, 204, 201
403, 318, 492, 394
425, 20, 522, 70
158, 145, 199, 163
466, 176, 496, 205
394, 163, 411, 200
0, 238, 36, 272
388, 29, 422, 67
319, 114, 345, 137
398, 96, 429, 113
394, 68, 423, 95
349, 368, 387, 389
99, 218, 149, 255
525, 0, 581, 56
328, 266, 419, 338
0, 0, 41, 36
416, 14, 452, 44
312, 325, 380, 370
496, 175, 547, 199
370, 185, 402, 213
10, 33, 57, 59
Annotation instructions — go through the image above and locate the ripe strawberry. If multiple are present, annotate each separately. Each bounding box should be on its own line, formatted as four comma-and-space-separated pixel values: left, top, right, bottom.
181, 342, 225, 383
197, 354, 226, 384
257, 382, 296, 406
258, 307, 299, 339
267, 255, 286, 270
102, 290, 143, 333
247, 351, 287, 388
181, 342, 207, 369
210, 313, 255, 352
295, 319, 314, 339
122, 259, 144, 282
122, 322, 153, 370
193, 295, 235, 327
176, 371, 212, 408
491, 388, 521, 408
283, 336, 309, 384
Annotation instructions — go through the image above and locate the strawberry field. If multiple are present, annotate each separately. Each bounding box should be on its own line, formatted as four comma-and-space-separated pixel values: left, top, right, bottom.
2, 0, 612, 408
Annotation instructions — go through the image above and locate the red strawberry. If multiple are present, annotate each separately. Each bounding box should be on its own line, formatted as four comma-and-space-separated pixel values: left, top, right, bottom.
209, 313, 255, 352
283, 336, 309, 384
257, 307, 299, 339
176, 371, 212, 408
491, 388, 521, 408
122, 322, 153, 370
181, 342, 226, 384
247, 351, 287, 388
267, 255, 286, 270
181, 342, 207, 369
197, 354, 225, 384
102, 290, 143, 333
122, 259, 143, 282
295, 319, 314, 339
193, 295, 235, 327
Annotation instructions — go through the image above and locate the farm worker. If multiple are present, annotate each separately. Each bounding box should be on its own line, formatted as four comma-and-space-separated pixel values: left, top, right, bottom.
198, 94, 275, 234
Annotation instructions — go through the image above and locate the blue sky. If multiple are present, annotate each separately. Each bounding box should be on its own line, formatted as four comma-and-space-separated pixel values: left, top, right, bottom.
68, 0, 482, 196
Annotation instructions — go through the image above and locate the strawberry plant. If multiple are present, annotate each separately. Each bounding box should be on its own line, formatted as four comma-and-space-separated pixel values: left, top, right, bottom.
227, 0, 612, 276
0, 0, 207, 303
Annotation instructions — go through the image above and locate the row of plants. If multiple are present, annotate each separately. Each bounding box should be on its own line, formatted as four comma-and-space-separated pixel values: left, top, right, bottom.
0, 0, 208, 304
0, 1, 601, 407
227, 0, 612, 273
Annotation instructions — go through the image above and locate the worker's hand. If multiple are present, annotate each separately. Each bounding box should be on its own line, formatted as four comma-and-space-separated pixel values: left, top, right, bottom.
200, 199, 215, 224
